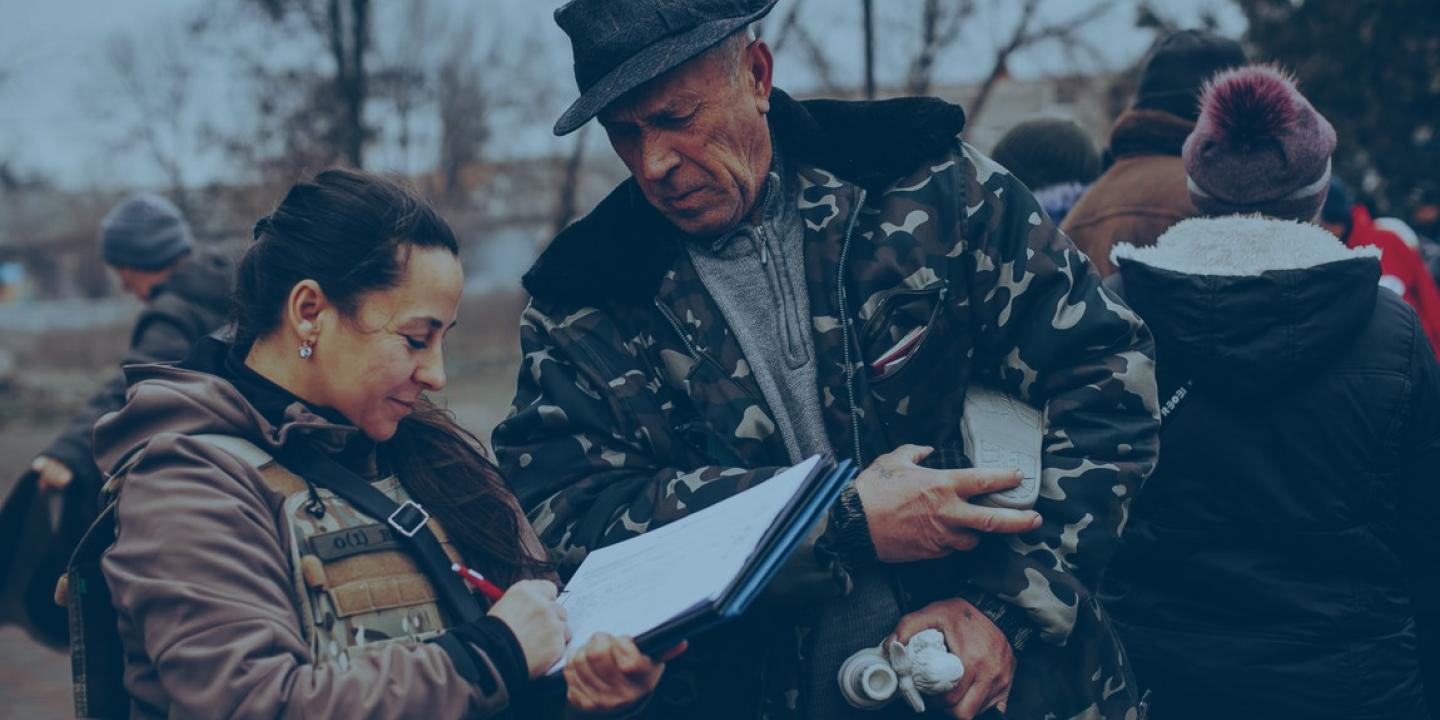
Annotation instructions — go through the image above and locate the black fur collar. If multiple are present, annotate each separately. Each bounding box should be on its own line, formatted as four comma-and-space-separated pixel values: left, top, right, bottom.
522, 89, 967, 308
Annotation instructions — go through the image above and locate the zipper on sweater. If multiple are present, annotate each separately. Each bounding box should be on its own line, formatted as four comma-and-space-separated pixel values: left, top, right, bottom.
837, 188, 868, 466
755, 224, 809, 369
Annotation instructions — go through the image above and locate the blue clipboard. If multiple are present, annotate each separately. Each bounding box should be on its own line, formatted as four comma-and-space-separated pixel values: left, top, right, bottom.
632, 458, 858, 656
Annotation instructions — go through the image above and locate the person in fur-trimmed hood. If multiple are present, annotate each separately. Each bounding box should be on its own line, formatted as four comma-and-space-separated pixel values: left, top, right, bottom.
496, 2, 1160, 718
1099, 65, 1440, 719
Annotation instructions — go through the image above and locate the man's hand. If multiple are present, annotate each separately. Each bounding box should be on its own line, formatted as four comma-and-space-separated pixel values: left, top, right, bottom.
565, 634, 686, 715
894, 598, 1015, 720
31, 456, 74, 494
855, 445, 1041, 562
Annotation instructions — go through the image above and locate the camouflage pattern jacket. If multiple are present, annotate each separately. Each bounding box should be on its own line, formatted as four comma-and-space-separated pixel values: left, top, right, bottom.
495, 90, 1160, 720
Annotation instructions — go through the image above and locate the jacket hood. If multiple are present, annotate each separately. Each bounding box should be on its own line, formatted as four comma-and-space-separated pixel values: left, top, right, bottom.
92, 339, 358, 476
1112, 215, 1382, 393
159, 250, 236, 314
1108, 108, 1194, 160
522, 88, 967, 308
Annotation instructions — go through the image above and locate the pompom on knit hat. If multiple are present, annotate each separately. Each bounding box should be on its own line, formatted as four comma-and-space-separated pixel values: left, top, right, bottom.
991, 116, 1101, 192
1183, 65, 1337, 222
99, 193, 193, 270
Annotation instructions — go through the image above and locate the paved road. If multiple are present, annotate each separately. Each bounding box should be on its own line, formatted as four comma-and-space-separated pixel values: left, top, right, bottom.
0, 626, 70, 719
2, 422, 72, 718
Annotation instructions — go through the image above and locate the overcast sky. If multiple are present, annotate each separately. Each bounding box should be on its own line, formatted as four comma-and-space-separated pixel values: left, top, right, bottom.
0, 0, 1244, 190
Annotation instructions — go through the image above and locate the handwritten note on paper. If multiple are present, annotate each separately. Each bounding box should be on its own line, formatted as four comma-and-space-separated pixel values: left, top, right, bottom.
548, 456, 822, 673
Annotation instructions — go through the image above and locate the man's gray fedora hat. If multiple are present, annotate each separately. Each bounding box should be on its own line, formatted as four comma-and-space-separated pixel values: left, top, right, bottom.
552, 0, 779, 136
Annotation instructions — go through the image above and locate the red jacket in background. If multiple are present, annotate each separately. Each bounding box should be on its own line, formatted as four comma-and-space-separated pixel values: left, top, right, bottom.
1346, 204, 1440, 358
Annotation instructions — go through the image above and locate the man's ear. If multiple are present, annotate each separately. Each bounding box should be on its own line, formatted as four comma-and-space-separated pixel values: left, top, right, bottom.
286, 279, 329, 344
748, 38, 774, 115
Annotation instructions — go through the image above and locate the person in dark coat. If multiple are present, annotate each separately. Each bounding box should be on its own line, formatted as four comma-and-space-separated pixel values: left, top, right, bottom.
29, 194, 234, 500
1061, 30, 1246, 276
1100, 65, 1440, 720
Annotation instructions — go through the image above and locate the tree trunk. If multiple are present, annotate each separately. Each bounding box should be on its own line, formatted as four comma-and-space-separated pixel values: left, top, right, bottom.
347, 0, 368, 168
326, 0, 368, 168
862, 0, 875, 99
907, 0, 940, 96
552, 125, 590, 236
967, 0, 1038, 126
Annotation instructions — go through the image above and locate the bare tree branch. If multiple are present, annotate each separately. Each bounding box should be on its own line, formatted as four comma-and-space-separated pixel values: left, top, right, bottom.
766, 0, 808, 55
103, 33, 194, 214
791, 23, 842, 96
905, 0, 978, 96
968, 0, 1117, 124
243, 0, 372, 167
1018, 0, 1117, 46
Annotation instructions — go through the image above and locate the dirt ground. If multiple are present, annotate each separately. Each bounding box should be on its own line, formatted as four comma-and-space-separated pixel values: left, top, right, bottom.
0, 291, 527, 716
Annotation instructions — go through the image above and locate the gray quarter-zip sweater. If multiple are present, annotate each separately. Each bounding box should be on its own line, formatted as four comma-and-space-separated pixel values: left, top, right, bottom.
685, 148, 907, 719
685, 154, 832, 465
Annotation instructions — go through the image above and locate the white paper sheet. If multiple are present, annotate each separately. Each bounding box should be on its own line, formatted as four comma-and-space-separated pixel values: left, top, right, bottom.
547, 456, 822, 673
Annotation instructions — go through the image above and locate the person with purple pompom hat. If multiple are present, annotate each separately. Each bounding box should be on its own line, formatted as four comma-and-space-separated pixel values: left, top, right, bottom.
1099, 65, 1440, 720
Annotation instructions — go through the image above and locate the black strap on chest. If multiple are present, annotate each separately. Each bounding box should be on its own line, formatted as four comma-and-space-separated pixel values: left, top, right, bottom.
275, 444, 485, 625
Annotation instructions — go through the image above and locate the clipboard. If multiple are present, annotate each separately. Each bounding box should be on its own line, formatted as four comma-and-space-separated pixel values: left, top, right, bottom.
547, 456, 857, 673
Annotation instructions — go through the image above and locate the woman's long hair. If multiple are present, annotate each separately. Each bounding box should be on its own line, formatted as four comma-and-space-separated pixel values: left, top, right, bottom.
238, 168, 549, 584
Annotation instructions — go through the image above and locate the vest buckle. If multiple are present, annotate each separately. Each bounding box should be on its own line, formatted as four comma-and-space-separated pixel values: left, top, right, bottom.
387, 500, 430, 538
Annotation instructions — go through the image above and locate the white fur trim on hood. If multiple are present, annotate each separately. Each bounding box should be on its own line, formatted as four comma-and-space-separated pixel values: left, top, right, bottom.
1110, 214, 1382, 277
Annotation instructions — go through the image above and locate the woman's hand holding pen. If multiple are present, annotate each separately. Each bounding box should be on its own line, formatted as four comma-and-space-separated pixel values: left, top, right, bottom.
482, 575, 681, 710
487, 579, 570, 678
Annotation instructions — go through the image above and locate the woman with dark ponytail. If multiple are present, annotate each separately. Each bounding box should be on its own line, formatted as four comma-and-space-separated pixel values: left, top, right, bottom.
91, 169, 672, 719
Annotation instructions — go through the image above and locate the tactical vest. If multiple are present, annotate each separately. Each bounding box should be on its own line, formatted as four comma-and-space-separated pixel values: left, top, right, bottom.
63, 433, 466, 719
195, 434, 464, 667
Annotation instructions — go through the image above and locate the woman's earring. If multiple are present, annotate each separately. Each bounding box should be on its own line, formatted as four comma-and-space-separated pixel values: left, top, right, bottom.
299, 341, 314, 360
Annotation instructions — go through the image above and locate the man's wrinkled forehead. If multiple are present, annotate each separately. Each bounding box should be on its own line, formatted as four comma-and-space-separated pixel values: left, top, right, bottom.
597, 49, 724, 125
598, 81, 705, 126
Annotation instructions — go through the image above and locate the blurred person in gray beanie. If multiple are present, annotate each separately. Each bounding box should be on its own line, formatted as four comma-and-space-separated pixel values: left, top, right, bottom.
9, 194, 236, 642
4, 193, 235, 646
1062, 29, 1247, 276
991, 116, 1101, 225
1099, 65, 1440, 719
98, 193, 196, 300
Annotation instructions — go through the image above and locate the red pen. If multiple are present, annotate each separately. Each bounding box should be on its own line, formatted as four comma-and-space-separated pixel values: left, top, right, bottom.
451, 562, 505, 602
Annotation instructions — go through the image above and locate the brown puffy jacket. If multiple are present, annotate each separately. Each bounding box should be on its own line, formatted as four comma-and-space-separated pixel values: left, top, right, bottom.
91, 359, 527, 719
1061, 108, 1197, 276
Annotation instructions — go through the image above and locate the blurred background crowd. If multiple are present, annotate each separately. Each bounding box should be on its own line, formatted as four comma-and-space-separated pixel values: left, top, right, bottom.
1, 0, 1437, 715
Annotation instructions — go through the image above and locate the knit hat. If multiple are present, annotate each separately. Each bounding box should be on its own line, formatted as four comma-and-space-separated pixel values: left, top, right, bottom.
1135, 30, 1247, 121
99, 194, 193, 270
991, 116, 1101, 192
1183, 65, 1337, 222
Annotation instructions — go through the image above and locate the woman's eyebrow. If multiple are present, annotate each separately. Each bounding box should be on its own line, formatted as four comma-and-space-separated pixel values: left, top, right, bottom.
400, 317, 458, 332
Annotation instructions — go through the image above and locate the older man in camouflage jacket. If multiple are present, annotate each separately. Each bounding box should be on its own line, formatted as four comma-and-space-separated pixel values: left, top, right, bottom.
495, 2, 1159, 719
